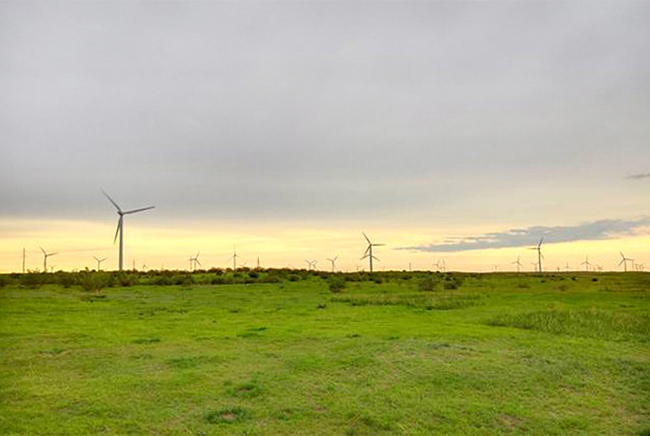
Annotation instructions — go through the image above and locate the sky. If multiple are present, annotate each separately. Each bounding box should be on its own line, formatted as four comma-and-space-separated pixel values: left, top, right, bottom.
1, 1, 649, 273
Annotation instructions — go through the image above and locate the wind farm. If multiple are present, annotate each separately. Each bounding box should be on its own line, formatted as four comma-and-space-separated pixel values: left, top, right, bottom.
1, 2, 649, 435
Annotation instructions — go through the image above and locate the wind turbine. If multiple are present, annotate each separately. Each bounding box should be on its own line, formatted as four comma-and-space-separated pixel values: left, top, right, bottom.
231, 248, 243, 271
529, 238, 544, 272
326, 255, 338, 273
492, 264, 500, 272
361, 232, 384, 273
530, 262, 538, 272
512, 255, 522, 273
305, 259, 317, 271
189, 251, 201, 271
40, 247, 58, 273
580, 255, 593, 272
618, 251, 634, 272
93, 256, 107, 271
102, 190, 155, 271
564, 262, 571, 272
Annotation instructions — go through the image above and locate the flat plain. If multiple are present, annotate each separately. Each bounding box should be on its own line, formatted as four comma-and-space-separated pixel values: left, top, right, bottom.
0, 271, 648, 435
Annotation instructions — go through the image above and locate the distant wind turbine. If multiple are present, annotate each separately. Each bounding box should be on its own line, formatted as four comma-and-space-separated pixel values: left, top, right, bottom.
492, 264, 500, 272
231, 248, 243, 271
326, 255, 338, 272
529, 238, 544, 272
512, 255, 522, 273
40, 247, 58, 273
361, 232, 384, 273
580, 255, 593, 272
564, 262, 571, 272
93, 256, 107, 271
189, 251, 201, 271
305, 259, 317, 271
102, 190, 155, 271
618, 251, 634, 272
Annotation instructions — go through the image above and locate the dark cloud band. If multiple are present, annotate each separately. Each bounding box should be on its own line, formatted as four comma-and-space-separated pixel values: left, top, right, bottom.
398, 217, 650, 253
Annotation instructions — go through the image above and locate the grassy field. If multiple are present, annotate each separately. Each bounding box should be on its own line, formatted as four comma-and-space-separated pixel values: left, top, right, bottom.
1, 271, 648, 435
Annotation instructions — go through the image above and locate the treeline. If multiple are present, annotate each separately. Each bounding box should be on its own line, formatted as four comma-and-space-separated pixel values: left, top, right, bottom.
0, 268, 475, 292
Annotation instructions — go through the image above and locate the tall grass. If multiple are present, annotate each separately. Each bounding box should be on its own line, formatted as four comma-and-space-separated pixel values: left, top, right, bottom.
487, 309, 650, 342
331, 293, 483, 310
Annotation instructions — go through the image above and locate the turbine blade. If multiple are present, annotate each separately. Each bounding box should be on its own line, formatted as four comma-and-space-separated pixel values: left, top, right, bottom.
361, 254, 369, 260
363, 246, 371, 256
362, 232, 371, 244
50, 252, 58, 256
373, 243, 386, 247
94, 256, 99, 261
113, 217, 123, 244
101, 258, 107, 262
538, 237, 544, 247
123, 206, 155, 215
101, 190, 122, 212
40, 246, 46, 255
196, 259, 202, 267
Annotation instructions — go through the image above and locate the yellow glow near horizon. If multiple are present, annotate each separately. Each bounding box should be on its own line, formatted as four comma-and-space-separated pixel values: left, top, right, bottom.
0, 218, 648, 273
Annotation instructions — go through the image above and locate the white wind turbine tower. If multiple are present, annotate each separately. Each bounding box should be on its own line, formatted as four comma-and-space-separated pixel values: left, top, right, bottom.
361, 232, 384, 273
93, 256, 107, 271
530, 262, 538, 272
21, 247, 27, 273
40, 247, 58, 273
326, 256, 338, 273
102, 190, 155, 272
618, 251, 634, 272
580, 255, 593, 272
512, 255, 523, 273
189, 251, 201, 272
529, 238, 544, 272
231, 248, 243, 271
305, 259, 317, 271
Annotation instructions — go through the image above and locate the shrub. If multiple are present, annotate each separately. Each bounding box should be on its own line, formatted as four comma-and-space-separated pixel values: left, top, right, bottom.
418, 275, 440, 292
444, 281, 458, 290
77, 270, 108, 293
117, 272, 138, 287
328, 275, 346, 293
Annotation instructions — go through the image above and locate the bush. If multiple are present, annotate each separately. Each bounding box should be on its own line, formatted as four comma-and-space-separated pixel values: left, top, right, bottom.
418, 275, 440, 292
328, 275, 346, 293
444, 281, 458, 290
117, 272, 138, 287
77, 270, 108, 293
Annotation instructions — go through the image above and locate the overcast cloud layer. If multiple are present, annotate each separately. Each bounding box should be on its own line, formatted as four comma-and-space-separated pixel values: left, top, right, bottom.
399, 217, 650, 253
1, 2, 649, 224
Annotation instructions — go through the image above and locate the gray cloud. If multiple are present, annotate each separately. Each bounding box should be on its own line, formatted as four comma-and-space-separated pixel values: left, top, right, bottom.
398, 217, 650, 253
1, 2, 649, 221
627, 172, 650, 179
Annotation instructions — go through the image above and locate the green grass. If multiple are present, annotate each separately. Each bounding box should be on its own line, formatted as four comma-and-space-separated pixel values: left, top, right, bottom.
0, 272, 649, 435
